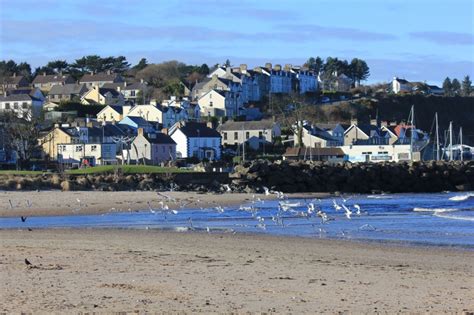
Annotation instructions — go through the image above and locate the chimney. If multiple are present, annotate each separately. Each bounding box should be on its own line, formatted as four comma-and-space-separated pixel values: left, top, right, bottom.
240, 64, 247, 72
370, 119, 378, 126
140, 78, 144, 83
226, 67, 231, 74
350, 118, 358, 125
161, 128, 168, 135
206, 121, 214, 129
43, 72, 46, 76
117, 86, 121, 92
284, 64, 292, 71
107, 70, 112, 75
150, 99, 157, 106
381, 120, 388, 127
137, 128, 144, 136
12, 73, 16, 78
274, 64, 281, 71
90, 71, 94, 75
265, 63, 272, 70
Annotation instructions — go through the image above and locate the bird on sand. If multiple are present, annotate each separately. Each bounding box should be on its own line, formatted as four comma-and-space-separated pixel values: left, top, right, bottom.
20, 216, 27, 222
24, 258, 32, 266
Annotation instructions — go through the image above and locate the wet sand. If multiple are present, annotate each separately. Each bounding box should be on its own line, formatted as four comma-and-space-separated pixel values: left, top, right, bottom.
0, 190, 328, 217
0, 229, 473, 313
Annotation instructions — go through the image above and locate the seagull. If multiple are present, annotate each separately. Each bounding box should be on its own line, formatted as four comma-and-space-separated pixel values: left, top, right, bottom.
317, 210, 328, 223
170, 209, 178, 215
307, 203, 315, 214
332, 199, 342, 211
342, 204, 352, 219
20, 216, 27, 222
206, 227, 210, 233
147, 202, 157, 214
24, 258, 32, 266
354, 204, 361, 216
223, 184, 232, 192
262, 186, 270, 196
341, 195, 353, 203
215, 206, 224, 213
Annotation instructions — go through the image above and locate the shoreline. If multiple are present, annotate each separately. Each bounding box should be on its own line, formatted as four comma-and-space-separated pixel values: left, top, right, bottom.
1, 228, 473, 313
0, 190, 330, 218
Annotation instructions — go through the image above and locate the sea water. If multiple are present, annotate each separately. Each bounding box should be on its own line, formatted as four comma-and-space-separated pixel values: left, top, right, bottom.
1, 192, 473, 248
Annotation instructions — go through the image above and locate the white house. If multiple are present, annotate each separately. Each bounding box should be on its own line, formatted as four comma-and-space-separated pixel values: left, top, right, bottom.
341, 144, 420, 163
298, 124, 342, 148
291, 67, 318, 94
198, 89, 242, 118
169, 122, 221, 160
97, 105, 132, 122
269, 66, 292, 94
217, 120, 281, 150
0, 94, 44, 120
391, 77, 412, 94
126, 104, 187, 128
57, 142, 117, 167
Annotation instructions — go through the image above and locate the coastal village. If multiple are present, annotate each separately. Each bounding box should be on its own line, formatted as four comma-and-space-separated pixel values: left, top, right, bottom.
0, 58, 473, 171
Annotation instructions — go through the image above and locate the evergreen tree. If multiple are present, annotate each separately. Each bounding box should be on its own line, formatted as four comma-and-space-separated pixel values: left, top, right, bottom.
451, 78, 461, 95
461, 75, 472, 96
133, 58, 148, 71
442, 77, 452, 96
46, 60, 69, 73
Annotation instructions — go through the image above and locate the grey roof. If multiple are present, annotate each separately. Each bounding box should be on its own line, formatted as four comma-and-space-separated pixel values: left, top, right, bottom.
122, 116, 151, 126
102, 82, 146, 91
32, 74, 73, 84
108, 105, 124, 114
316, 123, 348, 131
0, 94, 33, 102
49, 83, 87, 96
7, 75, 27, 85
217, 120, 276, 131
80, 72, 122, 83
99, 88, 121, 97
145, 133, 176, 144
394, 78, 409, 84
178, 122, 221, 138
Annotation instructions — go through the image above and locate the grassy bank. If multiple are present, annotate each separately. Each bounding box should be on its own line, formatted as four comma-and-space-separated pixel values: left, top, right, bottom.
0, 165, 194, 176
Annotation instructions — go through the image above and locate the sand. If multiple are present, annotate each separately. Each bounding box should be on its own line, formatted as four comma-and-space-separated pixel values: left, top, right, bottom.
0, 190, 329, 217
1, 229, 473, 313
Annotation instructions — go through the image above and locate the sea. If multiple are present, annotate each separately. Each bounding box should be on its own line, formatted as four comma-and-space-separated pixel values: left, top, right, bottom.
1, 192, 473, 249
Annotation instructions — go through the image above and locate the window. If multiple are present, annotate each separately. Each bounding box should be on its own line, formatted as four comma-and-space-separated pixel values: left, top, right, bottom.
91, 145, 97, 152
22, 102, 28, 109
259, 131, 263, 139
130, 90, 136, 96
234, 132, 238, 140
246, 132, 249, 140
223, 132, 227, 140
13, 102, 19, 109
169, 146, 173, 152
5, 103, 10, 109
75, 145, 82, 152
209, 101, 213, 107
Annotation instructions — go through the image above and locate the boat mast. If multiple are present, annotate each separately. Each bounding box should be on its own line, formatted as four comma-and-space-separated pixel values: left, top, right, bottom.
460, 127, 463, 162
409, 105, 415, 161
435, 112, 440, 161
449, 121, 453, 161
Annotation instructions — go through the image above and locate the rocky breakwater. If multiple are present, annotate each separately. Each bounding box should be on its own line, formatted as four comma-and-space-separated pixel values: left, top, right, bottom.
0, 172, 230, 192
230, 160, 474, 193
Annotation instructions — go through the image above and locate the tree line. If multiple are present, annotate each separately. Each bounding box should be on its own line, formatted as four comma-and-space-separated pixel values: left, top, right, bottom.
304, 56, 370, 87
442, 76, 472, 97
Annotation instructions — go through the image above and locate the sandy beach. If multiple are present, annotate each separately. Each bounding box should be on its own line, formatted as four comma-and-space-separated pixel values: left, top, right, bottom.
0, 190, 330, 217
0, 228, 473, 313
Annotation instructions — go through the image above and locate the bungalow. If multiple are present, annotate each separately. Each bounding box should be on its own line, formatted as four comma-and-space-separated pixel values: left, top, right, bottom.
79, 71, 124, 88
0, 94, 44, 120
217, 120, 281, 150
81, 86, 125, 106
32, 73, 75, 92
129, 128, 176, 165
169, 121, 221, 160
283, 147, 345, 163
48, 83, 88, 102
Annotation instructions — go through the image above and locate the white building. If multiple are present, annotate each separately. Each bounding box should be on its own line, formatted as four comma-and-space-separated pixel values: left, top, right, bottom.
198, 89, 242, 118
391, 77, 412, 94
169, 122, 221, 160
0, 94, 44, 120
126, 103, 187, 128
341, 144, 420, 163
57, 142, 117, 167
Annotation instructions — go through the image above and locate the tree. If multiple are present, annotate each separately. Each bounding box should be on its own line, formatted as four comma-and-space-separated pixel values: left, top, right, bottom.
198, 63, 210, 75
136, 60, 185, 88
46, 60, 69, 73
451, 78, 461, 95
461, 75, 472, 96
133, 58, 148, 71
348, 58, 370, 86
442, 77, 453, 96
224, 59, 231, 67
33, 66, 54, 76
304, 56, 323, 74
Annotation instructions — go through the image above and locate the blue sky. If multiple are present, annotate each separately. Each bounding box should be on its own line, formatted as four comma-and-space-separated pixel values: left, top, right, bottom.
1, 0, 473, 85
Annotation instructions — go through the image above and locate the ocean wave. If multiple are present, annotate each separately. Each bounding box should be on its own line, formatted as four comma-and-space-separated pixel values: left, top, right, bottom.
367, 195, 392, 199
413, 207, 459, 213
433, 212, 474, 222
449, 193, 474, 201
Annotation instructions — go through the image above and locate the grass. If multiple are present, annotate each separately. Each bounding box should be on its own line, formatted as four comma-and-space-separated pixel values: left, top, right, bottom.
65, 165, 194, 175
0, 165, 195, 176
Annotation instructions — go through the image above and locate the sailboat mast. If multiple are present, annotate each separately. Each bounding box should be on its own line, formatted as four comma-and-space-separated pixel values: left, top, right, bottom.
449, 121, 453, 161
435, 112, 440, 161
460, 127, 463, 162
409, 105, 414, 161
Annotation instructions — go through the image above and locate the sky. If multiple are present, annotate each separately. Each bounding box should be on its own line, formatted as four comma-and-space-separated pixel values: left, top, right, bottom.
1, 0, 473, 85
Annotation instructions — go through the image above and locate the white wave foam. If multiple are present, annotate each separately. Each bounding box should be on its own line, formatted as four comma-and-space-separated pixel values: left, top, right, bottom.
449, 193, 474, 201
413, 207, 459, 213
367, 195, 392, 199
434, 212, 474, 222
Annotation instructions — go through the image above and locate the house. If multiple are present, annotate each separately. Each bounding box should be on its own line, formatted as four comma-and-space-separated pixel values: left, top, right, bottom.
283, 147, 346, 163
43, 101, 60, 112
0, 94, 44, 120
126, 103, 187, 128
334, 74, 352, 92
57, 142, 117, 167
119, 116, 154, 132
264, 64, 292, 94
129, 128, 176, 165
79, 71, 124, 88
391, 77, 412, 94
217, 120, 281, 150
191, 74, 242, 101
427, 85, 444, 95
80, 86, 125, 106
343, 120, 390, 145
289, 66, 318, 94
161, 96, 201, 121
102, 80, 148, 104
341, 144, 420, 163
7, 87, 45, 102
198, 89, 242, 118
96, 105, 132, 122
315, 123, 349, 145
169, 122, 221, 160
39, 126, 79, 160
0, 73, 30, 92
48, 83, 88, 102
32, 73, 75, 92
299, 124, 342, 148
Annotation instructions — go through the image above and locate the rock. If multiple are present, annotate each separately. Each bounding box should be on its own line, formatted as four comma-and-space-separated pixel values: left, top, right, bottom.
60, 180, 73, 191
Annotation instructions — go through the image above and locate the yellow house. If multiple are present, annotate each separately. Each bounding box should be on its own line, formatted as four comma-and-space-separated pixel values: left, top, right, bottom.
81, 86, 124, 105
39, 126, 78, 160
97, 105, 131, 122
